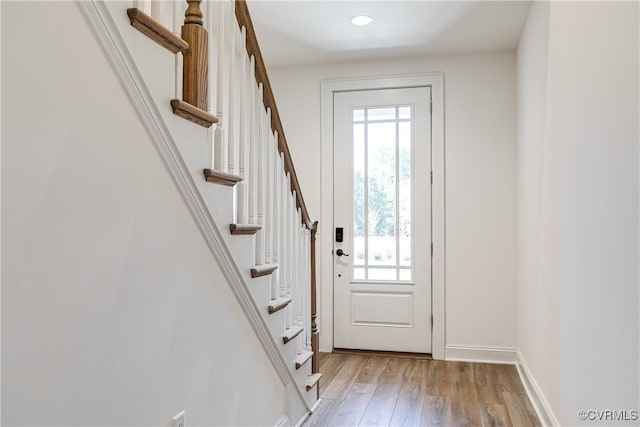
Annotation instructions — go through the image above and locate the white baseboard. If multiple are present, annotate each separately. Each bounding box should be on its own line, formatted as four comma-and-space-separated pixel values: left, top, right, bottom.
294, 399, 321, 427
516, 351, 559, 427
310, 398, 322, 413
274, 415, 290, 427
445, 345, 518, 364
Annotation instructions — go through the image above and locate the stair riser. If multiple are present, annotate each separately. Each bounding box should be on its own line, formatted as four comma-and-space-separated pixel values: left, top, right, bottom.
295, 351, 313, 369
246, 276, 273, 314
196, 179, 236, 227
292, 361, 313, 397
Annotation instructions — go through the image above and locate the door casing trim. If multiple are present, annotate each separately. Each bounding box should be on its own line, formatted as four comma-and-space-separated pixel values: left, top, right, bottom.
320, 73, 445, 359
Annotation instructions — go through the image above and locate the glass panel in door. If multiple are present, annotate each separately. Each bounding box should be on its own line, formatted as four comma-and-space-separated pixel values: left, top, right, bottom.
352, 106, 413, 282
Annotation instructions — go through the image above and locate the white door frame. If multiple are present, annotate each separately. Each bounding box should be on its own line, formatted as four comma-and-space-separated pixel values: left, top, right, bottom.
320, 73, 445, 359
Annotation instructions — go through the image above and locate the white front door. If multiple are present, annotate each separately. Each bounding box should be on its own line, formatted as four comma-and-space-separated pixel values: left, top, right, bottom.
333, 87, 432, 353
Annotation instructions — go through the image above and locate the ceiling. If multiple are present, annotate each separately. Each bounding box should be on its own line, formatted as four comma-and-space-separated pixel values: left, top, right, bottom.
246, 1, 532, 68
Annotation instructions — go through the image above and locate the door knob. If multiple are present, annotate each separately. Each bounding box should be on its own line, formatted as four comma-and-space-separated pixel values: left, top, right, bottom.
336, 249, 349, 257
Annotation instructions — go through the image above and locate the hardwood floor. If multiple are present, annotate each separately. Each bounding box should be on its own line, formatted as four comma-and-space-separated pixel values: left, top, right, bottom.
304, 353, 540, 427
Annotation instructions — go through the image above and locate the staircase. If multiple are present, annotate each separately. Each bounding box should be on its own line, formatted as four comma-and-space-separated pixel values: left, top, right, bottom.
86, 0, 321, 424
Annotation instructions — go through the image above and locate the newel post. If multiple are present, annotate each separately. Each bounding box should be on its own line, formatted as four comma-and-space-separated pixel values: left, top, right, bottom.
310, 221, 320, 387
182, 0, 208, 110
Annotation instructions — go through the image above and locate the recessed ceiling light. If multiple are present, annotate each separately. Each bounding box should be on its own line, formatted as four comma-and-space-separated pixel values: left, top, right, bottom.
350, 15, 373, 26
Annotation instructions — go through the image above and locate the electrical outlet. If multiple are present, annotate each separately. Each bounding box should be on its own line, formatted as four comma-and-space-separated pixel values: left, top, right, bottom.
172, 410, 185, 427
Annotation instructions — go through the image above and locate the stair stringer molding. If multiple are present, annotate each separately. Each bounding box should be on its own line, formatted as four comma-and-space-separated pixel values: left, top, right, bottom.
78, 1, 312, 423
96, 2, 317, 413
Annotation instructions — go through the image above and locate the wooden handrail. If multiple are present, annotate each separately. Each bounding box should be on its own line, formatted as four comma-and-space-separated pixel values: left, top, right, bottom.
234, 0, 313, 229
234, 2, 319, 388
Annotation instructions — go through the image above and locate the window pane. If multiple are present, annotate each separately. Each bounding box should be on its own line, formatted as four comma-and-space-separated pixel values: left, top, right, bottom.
368, 268, 397, 281
353, 123, 365, 254
351, 103, 414, 283
368, 236, 395, 265
353, 236, 365, 265
367, 107, 395, 121
399, 237, 411, 267
367, 122, 396, 265
398, 121, 412, 266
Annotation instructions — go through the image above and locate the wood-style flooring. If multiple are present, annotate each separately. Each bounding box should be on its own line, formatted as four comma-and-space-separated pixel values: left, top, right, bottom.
304, 352, 540, 427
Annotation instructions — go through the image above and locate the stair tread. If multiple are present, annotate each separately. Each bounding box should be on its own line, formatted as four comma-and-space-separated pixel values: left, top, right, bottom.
295, 350, 314, 369
268, 296, 292, 314
127, 8, 189, 54
251, 263, 278, 278
305, 373, 322, 391
170, 99, 218, 128
203, 168, 242, 186
283, 325, 304, 344
230, 224, 261, 235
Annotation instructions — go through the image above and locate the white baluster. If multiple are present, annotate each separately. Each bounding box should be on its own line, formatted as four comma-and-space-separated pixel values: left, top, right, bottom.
290, 187, 297, 330
213, 0, 226, 171
290, 188, 296, 332
201, 0, 214, 169
207, 0, 216, 105
285, 173, 292, 330
227, 2, 237, 175
265, 121, 276, 299
248, 58, 256, 225
282, 174, 289, 326
280, 154, 287, 299
301, 217, 307, 351
173, 0, 181, 32
150, 0, 160, 20
265, 109, 273, 267
303, 225, 308, 354
271, 137, 281, 300
237, 26, 249, 225
291, 194, 297, 332
295, 209, 303, 353
139, 0, 150, 15
173, 0, 183, 100
291, 198, 298, 330
305, 227, 311, 349
156, 1, 170, 34
255, 84, 266, 266
295, 206, 301, 329
267, 138, 277, 301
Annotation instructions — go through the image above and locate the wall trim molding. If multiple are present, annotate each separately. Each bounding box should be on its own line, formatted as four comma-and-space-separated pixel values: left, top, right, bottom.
78, 0, 310, 412
320, 73, 446, 359
516, 351, 559, 427
445, 345, 517, 364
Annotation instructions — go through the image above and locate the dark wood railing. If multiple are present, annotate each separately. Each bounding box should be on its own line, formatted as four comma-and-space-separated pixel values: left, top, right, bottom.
234, 0, 313, 230
233, 0, 319, 379
157, 0, 320, 381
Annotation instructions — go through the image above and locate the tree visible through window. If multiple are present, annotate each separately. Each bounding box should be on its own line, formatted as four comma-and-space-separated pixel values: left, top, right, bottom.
352, 106, 412, 281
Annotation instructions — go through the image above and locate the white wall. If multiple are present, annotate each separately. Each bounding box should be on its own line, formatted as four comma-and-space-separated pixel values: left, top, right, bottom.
269, 52, 518, 357
1, 2, 286, 425
517, 1, 639, 425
